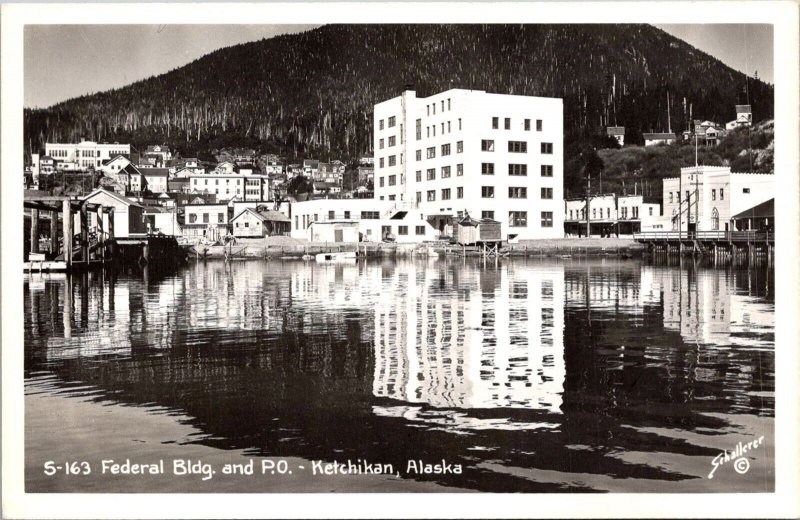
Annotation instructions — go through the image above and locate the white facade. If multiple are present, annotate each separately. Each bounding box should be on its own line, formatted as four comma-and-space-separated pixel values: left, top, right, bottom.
100, 155, 131, 175
374, 88, 564, 240
662, 166, 773, 232
182, 203, 230, 239
290, 198, 436, 243
45, 141, 130, 170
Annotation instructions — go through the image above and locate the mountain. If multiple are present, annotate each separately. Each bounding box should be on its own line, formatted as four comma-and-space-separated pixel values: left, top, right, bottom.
24, 24, 772, 163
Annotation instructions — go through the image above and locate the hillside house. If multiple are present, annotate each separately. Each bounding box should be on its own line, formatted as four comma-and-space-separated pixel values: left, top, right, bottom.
142, 168, 170, 194
100, 155, 131, 175
643, 133, 677, 146
736, 105, 752, 127
606, 126, 625, 146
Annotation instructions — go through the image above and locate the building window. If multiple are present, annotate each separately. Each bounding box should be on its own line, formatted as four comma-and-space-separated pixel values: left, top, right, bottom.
427, 147, 436, 159
388, 116, 396, 128
536, 119, 543, 131
398, 225, 408, 235
492, 117, 499, 129
509, 164, 527, 176
448, 121, 451, 133
481, 186, 495, 198
720, 188, 724, 200
456, 164, 463, 176
416, 170, 422, 182
649, 207, 653, 216
388, 155, 396, 167
427, 168, 436, 180
442, 188, 451, 200
669, 192, 674, 203
416, 150, 422, 161
457, 187, 463, 199
389, 175, 396, 186
441, 143, 451, 156
344, 211, 350, 219
633, 207, 639, 218
712, 188, 717, 201
482, 211, 495, 220
541, 142, 553, 154
447, 98, 451, 110
416, 192, 422, 203
190, 214, 197, 223
508, 141, 528, 153
416, 119, 422, 140
541, 187, 553, 199
711, 207, 719, 230
388, 136, 396, 147
427, 190, 435, 201
379, 119, 384, 130
379, 158, 384, 168
458, 118, 462, 130
328, 210, 335, 220
541, 165, 553, 177
504, 117, 511, 130
481, 140, 495, 152
509, 211, 527, 227
456, 141, 463, 153
441, 122, 445, 134
541, 211, 553, 227
203, 213, 209, 223
509, 187, 527, 199
379, 177, 385, 187
379, 138, 385, 149
416, 225, 426, 235
593, 208, 597, 219
481, 163, 495, 175
524, 119, 531, 131
441, 166, 451, 178
743, 188, 750, 194
361, 211, 379, 219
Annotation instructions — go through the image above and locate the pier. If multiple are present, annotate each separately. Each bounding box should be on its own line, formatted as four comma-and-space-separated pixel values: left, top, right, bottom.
633, 230, 774, 259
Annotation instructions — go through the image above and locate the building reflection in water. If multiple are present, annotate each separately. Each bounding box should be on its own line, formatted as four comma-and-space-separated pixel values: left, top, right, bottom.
372, 262, 566, 416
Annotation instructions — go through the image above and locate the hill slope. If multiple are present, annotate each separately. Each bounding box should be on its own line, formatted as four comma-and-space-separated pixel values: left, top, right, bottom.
24, 24, 772, 162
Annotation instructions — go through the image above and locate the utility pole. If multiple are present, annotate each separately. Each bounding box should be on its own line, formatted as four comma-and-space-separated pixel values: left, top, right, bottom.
586, 171, 591, 238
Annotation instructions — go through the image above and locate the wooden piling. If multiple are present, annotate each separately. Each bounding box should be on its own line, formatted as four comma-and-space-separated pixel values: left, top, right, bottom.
62, 200, 73, 269
30, 208, 40, 255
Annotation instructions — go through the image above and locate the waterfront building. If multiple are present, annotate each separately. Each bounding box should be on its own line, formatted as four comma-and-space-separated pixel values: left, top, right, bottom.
79, 188, 146, 238
643, 133, 677, 146
143, 206, 181, 236
231, 208, 291, 238
662, 166, 773, 232
45, 140, 130, 170
290, 198, 435, 243
616, 195, 663, 234
374, 88, 564, 241
182, 203, 230, 240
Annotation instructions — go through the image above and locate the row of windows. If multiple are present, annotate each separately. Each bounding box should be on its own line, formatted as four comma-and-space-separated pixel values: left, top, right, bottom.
188, 212, 226, 224
472, 211, 553, 228
378, 116, 397, 130
416, 186, 553, 201
427, 98, 452, 116
492, 117, 544, 132
382, 224, 427, 236
480, 140, 553, 154
422, 119, 463, 139
192, 178, 246, 185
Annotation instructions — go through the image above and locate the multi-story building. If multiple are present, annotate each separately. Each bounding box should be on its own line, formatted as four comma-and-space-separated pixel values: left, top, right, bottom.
182, 203, 230, 240
373, 88, 564, 241
45, 140, 130, 170
662, 166, 773, 232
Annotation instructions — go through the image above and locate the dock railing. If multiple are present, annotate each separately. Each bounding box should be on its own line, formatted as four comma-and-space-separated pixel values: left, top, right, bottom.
634, 230, 773, 242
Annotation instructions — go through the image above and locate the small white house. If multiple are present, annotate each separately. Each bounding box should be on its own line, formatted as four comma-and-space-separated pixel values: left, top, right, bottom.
606, 126, 625, 146
231, 208, 291, 238
643, 133, 677, 146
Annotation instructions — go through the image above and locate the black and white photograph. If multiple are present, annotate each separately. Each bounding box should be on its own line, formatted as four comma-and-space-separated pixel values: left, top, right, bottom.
2, 2, 799, 518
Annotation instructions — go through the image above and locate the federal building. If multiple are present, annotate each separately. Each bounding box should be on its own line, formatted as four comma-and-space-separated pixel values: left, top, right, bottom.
372, 88, 564, 241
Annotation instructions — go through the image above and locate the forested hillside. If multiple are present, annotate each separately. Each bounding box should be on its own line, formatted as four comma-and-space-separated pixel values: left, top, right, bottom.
25, 24, 772, 165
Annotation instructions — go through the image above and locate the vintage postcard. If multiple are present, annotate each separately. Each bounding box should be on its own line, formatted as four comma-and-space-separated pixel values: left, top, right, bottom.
2, 2, 799, 518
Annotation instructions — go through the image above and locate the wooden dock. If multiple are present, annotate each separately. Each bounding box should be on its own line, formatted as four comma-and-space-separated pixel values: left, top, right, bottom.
633, 230, 774, 258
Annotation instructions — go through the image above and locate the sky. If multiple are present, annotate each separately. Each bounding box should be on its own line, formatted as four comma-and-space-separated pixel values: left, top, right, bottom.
24, 24, 774, 109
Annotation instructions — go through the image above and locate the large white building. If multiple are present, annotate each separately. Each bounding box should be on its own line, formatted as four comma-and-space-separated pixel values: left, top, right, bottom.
45, 140, 130, 170
662, 166, 773, 232
373, 88, 564, 241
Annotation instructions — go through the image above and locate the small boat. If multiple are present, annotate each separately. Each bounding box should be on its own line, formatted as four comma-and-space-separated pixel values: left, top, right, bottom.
315, 251, 357, 263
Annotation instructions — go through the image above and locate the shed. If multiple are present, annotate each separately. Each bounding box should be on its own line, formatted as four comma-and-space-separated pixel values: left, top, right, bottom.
454, 215, 502, 245
231, 208, 291, 237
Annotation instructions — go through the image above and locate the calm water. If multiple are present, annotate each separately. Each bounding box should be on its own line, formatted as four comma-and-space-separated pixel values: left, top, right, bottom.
24, 257, 775, 492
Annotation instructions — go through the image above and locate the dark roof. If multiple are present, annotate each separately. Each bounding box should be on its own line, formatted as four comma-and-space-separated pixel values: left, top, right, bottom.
142, 168, 170, 177
120, 164, 142, 175
732, 198, 773, 220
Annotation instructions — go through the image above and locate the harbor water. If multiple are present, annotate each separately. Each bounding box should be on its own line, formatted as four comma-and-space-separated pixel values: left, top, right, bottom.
24, 257, 774, 492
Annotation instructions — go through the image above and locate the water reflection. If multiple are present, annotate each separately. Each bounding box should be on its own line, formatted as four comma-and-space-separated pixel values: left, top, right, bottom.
24, 257, 774, 492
